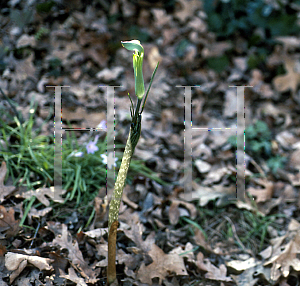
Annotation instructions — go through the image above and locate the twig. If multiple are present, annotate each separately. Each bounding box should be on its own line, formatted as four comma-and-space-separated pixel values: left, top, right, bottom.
224, 215, 254, 256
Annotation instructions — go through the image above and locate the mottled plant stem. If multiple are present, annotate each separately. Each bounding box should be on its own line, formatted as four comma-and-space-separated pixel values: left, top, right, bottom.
108, 127, 136, 231
107, 126, 138, 285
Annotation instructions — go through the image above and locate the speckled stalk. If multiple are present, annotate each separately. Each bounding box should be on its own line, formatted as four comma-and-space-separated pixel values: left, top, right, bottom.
108, 124, 140, 231
107, 125, 139, 285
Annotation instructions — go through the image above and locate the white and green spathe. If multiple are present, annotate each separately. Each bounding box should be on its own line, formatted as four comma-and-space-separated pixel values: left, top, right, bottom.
121, 40, 145, 99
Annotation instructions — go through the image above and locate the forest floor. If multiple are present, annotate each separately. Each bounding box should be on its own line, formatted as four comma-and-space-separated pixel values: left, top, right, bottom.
1, 0, 300, 285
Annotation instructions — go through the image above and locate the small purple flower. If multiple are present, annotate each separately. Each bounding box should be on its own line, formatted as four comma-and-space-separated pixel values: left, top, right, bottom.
101, 152, 118, 169
86, 135, 99, 154
97, 120, 107, 131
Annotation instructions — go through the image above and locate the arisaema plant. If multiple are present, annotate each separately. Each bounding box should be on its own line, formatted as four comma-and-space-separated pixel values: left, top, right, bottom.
107, 40, 159, 285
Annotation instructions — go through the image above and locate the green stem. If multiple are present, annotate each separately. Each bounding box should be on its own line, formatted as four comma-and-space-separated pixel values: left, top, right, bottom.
132, 98, 142, 126
20, 196, 36, 227
108, 127, 136, 231
107, 126, 136, 285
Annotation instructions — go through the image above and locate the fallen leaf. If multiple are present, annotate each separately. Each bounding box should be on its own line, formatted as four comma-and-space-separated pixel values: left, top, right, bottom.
7, 259, 27, 284
95, 244, 108, 268
174, 0, 202, 23
249, 69, 274, 99
16, 186, 66, 206
193, 228, 213, 253
0, 206, 19, 238
202, 42, 232, 58
263, 219, 300, 283
152, 9, 172, 28
230, 263, 266, 286
16, 34, 36, 48
84, 228, 108, 239
168, 199, 197, 225
168, 200, 181, 225
273, 56, 300, 96
247, 179, 274, 203
5, 252, 53, 283
289, 149, 300, 170
194, 159, 211, 173
52, 224, 97, 284
196, 252, 232, 282
96, 67, 124, 82
275, 36, 300, 52
15, 53, 37, 82
136, 244, 187, 285
181, 182, 235, 206
276, 130, 297, 149
123, 220, 155, 254
5, 252, 53, 271
148, 46, 162, 70
226, 257, 259, 271
188, 16, 207, 33
62, 106, 106, 128
49, 252, 69, 285
202, 166, 230, 185
28, 207, 52, 220
60, 268, 87, 286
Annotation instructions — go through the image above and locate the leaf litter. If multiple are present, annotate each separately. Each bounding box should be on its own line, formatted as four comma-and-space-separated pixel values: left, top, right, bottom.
0, 0, 300, 285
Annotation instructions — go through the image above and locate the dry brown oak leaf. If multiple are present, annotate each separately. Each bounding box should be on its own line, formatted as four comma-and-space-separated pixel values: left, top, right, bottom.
273, 56, 300, 97
136, 244, 187, 285
0, 205, 19, 239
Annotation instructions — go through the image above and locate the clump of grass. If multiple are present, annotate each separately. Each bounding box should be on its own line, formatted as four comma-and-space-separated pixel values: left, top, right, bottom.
0, 97, 163, 230
180, 204, 287, 255
0, 101, 54, 189
228, 120, 286, 173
